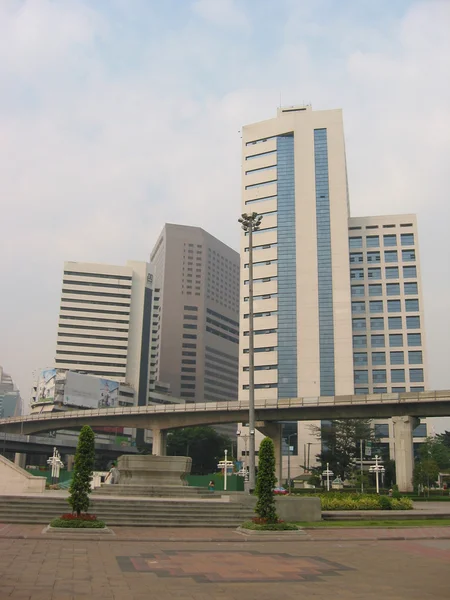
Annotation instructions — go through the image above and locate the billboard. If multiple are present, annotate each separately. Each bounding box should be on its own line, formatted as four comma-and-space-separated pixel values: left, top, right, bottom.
35, 369, 57, 404
63, 371, 120, 409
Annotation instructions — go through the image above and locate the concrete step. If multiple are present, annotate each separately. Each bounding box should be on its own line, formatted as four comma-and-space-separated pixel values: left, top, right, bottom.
0, 515, 248, 527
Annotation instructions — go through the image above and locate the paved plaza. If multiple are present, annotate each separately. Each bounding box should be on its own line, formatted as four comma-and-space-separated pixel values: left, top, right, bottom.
0, 525, 449, 599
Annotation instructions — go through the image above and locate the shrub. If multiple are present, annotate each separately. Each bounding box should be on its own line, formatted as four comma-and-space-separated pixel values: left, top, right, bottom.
316, 492, 412, 511
255, 437, 278, 523
68, 426, 95, 516
392, 484, 401, 499
379, 496, 392, 510
50, 518, 105, 529
242, 520, 298, 531
60, 513, 98, 521
390, 498, 413, 510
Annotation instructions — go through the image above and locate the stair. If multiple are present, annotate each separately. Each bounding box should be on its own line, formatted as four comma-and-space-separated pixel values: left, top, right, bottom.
92, 484, 218, 499
0, 496, 254, 527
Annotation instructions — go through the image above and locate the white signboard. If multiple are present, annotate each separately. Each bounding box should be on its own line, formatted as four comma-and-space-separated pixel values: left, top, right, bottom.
63, 371, 119, 409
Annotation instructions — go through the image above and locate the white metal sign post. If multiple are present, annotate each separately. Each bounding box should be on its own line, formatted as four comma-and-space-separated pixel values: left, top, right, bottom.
47, 447, 64, 484
322, 463, 334, 491
369, 454, 386, 494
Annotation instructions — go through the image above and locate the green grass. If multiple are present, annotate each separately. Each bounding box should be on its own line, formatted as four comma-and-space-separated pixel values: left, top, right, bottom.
241, 521, 299, 531
294, 519, 450, 528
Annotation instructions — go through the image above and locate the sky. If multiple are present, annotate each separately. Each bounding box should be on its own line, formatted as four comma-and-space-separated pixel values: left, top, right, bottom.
0, 0, 449, 422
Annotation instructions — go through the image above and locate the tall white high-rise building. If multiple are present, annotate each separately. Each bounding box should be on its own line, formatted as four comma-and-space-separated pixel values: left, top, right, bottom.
0, 366, 22, 418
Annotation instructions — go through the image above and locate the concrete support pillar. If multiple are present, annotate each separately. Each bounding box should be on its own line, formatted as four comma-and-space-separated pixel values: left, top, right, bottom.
392, 416, 419, 492
14, 453, 26, 469
256, 422, 283, 485
66, 455, 75, 472
152, 429, 167, 456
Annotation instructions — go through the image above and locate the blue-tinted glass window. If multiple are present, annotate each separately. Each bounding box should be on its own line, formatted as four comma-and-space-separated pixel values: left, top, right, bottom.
410, 368, 424, 382
369, 284, 382, 296
372, 352, 386, 365
366, 235, 379, 248
386, 283, 400, 296
370, 300, 383, 313
401, 233, 414, 246
350, 252, 363, 263
367, 251, 380, 263
384, 250, 398, 263
353, 335, 367, 348
404, 282, 418, 295
353, 352, 368, 366
351, 285, 365, 297
386, 267, 399, 279
352, 318, 366, 331
405, 299, 419, 312
350, 269, 364, 280
391, 369, 405, 383
402, 249, 416, 261
368, 267, 381, 280
407, 316, 420, 329
349, 237, 362, 249
384, 234, 397, 247
388, 316, 402, 330
407, 333, 421, 346
373, 369, 387, 383
392, 386, 406, 392
390, 351, 404, 365
371, 335, 385, 348
389, 334, 403, 347
354, 370, 368, 384
411, 386, 425, 392
375, 423, 389, 436
352, 301, 365, 313
409, 351, 423, 364
403, 266, 417, 278
413, 423, 427, 437
374, 388, 388, 395
371, 317, 384, 330
355, 387, 369, 394
388, 300, 401, 312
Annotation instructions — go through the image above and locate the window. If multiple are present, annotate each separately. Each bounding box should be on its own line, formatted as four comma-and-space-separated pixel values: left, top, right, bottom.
384, 250, 398, 263
404, 282, 418, 295
370, 317, 384, 330
369, 300, 383, 313
413, 423, 427, 437
375, 424, 389, 437
405, 299, 419, 312
407, 333, 421, 346
373, 370, 387, 383
383, 234, 397, 247
403, 266, 417, 278
355, 388, 369, 394
389, 334, 403, 347
402, 249, 415, 261
349, 226, 362, 230
390, 351, 404, 365
386, 267, 399, 279
388, 316, 402, 330
392, 387, 406, 393
401, 233, 414, 246
409, 351, 423, 364
387, 300, 401, 312
350, 252, 363, 263
184, 305, 198, 311
352, 318, 366, 331
354, 370, 368, 384
410, 368, 424, 382
386, 283, 400, 296
353, 352, 368, 366
351, 285, 365, 297
366, 236, 379, 248
367, 251, 380, 263
371, 335, 385, 348
366, 225, 378, 229
183, 323, 198, 329
369, 284, 382, 296
182, 334, 197, 339
406, 316, 420, 329
350, 269, 364, 280
411, 386, 425, 392
349, 237, 362, 249
372, 352, 386, 365
374, 387, 388, 394
368, 268, 381, 280
353, 335, 367, 348
352, 301, 365, 313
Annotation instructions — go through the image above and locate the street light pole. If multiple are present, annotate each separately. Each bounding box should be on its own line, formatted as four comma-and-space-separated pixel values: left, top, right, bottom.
287, 433, 297, 493
239, 212, 263, 493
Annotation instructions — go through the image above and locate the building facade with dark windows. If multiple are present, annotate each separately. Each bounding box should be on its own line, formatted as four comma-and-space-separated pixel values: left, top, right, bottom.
149, 224, 240, 409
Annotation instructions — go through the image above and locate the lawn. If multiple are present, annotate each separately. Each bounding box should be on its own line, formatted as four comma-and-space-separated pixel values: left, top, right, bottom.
295, 519, 450, 528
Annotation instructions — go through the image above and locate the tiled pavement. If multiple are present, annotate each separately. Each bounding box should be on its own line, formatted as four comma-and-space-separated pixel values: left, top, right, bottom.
0, 526, 450, 599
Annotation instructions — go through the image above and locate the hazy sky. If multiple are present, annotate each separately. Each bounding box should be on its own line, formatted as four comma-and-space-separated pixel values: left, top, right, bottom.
1, 0, 449, 417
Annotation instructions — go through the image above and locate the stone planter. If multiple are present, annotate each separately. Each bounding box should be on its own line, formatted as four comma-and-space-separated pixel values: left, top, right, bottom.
118, 455, 192, 487
44, 525, 114, 535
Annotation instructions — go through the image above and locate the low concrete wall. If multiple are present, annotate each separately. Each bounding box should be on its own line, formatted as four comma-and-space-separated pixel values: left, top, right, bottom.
118, 455, 192, 486
226, 493, 321, 522
0, 455, 46, 494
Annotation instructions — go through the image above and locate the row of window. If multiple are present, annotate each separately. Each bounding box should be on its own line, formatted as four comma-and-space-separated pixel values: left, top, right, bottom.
350, 266, 417, 280
352, 282, 418, 296
353, 333, 421, 348
353, 315, 420, 331
355, 387, 425, 396
352, 299, 419, 313
350, 249, 415, 263
349, 233, 414, 248
354, 351, 423, 366
354, 368, 424, 384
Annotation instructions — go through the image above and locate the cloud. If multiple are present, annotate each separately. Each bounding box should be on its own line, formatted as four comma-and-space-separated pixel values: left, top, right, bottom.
0, 0, 449, 415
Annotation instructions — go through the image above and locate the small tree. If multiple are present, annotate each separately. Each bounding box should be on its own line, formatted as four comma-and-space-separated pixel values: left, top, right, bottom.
68, 426, 95, 516
255, 437, 278, 523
